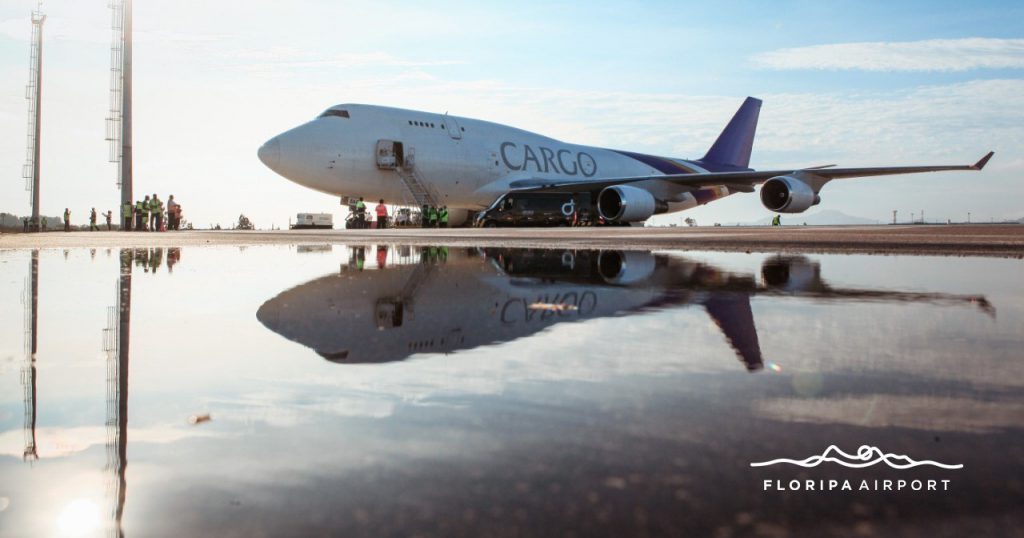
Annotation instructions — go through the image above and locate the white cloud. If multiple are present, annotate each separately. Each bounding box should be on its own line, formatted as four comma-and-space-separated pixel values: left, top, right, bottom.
753, 38, 1024, 71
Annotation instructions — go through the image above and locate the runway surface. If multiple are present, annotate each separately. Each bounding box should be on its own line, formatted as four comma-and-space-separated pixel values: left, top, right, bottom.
2, 224, 1022, 256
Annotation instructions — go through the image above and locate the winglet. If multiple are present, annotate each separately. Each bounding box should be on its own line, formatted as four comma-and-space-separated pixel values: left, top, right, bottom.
972, 151, 994, 170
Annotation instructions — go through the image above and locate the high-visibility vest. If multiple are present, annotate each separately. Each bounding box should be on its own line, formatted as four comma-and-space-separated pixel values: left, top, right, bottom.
122, 203, 132, 217
439, 208, 448, 223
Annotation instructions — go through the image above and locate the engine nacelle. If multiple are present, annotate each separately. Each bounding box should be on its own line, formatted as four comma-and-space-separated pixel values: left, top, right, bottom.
760, 176, 819, 213
597, 251, 656, 285
597, 185, 658, 222
760, 255, 822, 292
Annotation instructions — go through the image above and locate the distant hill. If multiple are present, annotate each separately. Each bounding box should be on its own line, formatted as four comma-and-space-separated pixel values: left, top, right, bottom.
727, 209, 879, 226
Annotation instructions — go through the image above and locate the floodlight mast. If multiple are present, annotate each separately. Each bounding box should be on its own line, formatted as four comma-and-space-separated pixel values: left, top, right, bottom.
107, 0, 133, 218
22, 2, 45, 231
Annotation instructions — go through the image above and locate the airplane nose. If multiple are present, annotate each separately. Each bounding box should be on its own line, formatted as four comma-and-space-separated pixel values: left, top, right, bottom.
258, 137, 281, 170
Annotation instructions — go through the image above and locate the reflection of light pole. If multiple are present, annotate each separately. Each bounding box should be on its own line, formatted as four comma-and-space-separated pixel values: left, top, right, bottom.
22, 250, 39, 461
105, 249, 132, 538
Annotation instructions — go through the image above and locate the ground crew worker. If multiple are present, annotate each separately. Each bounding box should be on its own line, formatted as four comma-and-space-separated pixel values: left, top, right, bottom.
134, 198, 145, 230
64, 208, 71, 232
427, 205, 438, 228
149, 193, 162, 231
142, 196, 150, 230
152, 194, 164, 231
167, 195, 180, 230
355, 197, 367, 228
375, 199, 388, 229
105, 210, 113, 231
420, 205, 429, 228
122, 200, 133, 231
772, 215, 781, 226
90, 208, 98, 231
439, 206, 449, 228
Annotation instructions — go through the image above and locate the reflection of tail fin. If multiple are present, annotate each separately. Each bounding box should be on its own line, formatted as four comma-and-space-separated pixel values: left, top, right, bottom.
701, 97, 761, 169
704, 293, 763, 371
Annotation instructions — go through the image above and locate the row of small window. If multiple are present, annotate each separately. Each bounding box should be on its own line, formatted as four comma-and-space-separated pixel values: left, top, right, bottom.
408, 120, 466, 132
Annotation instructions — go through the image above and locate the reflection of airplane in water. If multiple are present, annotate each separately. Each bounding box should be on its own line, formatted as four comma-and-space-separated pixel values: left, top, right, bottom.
257, 248, 993, 371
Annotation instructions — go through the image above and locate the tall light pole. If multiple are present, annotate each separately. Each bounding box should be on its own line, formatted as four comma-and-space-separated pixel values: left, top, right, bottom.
108, 0, 132, 228
22, 3, 45, 232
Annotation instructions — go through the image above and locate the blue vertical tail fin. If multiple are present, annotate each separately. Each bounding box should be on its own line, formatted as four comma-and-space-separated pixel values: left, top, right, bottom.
700, 97, 761, 170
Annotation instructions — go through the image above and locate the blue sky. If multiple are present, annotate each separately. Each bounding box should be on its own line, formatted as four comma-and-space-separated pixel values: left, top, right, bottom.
0, 0, 1022, 226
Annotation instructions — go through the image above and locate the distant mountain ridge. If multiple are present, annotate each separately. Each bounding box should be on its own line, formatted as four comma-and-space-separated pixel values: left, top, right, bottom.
728, 209, 879, 226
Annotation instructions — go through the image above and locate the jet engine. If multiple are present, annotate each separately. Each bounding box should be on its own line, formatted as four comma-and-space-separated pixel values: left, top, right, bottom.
597, 185, 660, 222
759, 176, 819, 213
597, 250, 656, 285
760, 255, 822, 292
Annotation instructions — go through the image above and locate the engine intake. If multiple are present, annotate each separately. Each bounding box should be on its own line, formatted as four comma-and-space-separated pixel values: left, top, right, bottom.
597, 185, 661, 222
760, 176, 819, 213
760, 255, 822, 292
597, 251, 656, 284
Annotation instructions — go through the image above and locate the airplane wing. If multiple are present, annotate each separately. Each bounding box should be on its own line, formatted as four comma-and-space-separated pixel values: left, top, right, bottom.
509, 151, 993, 194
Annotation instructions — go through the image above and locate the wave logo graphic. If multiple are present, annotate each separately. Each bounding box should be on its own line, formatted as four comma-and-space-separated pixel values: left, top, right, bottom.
750, 445, 963, 470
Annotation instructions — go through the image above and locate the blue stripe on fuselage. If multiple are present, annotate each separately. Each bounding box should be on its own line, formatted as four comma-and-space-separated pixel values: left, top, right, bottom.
610, 150, 696, 175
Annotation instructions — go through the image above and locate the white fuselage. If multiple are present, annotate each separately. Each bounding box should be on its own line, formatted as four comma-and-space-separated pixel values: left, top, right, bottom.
259, 104, 732, 224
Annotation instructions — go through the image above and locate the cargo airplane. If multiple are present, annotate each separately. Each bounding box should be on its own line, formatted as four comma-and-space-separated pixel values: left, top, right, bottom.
258, 98, 993, 226
256, 248, 993, 368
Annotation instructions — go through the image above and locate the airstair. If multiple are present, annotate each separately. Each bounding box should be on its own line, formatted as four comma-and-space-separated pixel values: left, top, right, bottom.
375, 251, 438, 329
376, 140, 440, 208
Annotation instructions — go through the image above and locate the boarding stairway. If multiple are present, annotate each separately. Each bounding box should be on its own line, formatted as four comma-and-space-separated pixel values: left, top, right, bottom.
376, 139, 440, 210
374, 257, 436, 329
395, 167, 438, 208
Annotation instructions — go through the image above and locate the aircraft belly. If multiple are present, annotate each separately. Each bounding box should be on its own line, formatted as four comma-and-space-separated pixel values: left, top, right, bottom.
257, 252, 667, 364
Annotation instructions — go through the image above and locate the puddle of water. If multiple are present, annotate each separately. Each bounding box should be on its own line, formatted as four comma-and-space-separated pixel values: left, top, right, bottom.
0, 245, 1021, 537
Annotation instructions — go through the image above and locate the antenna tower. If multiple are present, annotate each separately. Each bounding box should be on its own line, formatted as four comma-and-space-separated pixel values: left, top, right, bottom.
22, 2, 45, 231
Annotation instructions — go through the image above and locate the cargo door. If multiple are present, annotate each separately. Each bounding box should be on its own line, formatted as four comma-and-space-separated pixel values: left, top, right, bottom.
376, 139, 397, 169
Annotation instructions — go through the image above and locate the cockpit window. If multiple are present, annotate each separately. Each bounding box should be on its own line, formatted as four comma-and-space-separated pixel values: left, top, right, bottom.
318, 109, 350, 119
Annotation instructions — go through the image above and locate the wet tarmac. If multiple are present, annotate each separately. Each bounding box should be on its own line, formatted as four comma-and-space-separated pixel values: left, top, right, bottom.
2, 224, 1023, 257
0, 245, 1022, 537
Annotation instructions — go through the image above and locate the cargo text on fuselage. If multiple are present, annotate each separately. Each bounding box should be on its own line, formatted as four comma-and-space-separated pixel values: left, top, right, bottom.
499, 142, 598, 177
